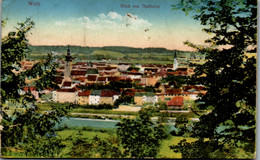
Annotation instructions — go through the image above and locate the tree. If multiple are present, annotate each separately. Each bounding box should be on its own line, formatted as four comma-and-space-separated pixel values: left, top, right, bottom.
116, 106, 168, 158
171, 0, 256, 158
171, 114, 190, 137
1, 18, 68, 157
68, 134, 122, 158
161, 75, 188, 89
114, 95, 133, 107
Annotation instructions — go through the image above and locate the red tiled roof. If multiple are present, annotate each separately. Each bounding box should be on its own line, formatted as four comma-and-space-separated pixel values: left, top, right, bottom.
74, 77, 86, 82
122, 90, 135, 96
105, 67, 117, 70
119, 76, 132, 81
158, 70, 167, 76
167, 97, 183, 106
71, 70, 86, 75
78, 90, 91, 96
63, 81, 72, 87
57, 88, 77, 92
97, 77, 106, 82
183, 85, 206, 92
84, 83, 93, 86
87, 75, 97, 81
166, 89, 182, 95
142, 64, 155, 67
107, 77, 119, 81
130, 69, 139, 73
23, 86, 37, 91
167, 71, 188, 76
100, 90, 120, 97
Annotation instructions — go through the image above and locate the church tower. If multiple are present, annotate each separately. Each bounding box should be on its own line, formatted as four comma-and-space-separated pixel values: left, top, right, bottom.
64, 46, 73, 81
173, 51, 178, 70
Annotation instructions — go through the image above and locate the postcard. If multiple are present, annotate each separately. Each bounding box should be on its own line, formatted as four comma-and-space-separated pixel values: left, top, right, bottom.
1, 0, 257, 159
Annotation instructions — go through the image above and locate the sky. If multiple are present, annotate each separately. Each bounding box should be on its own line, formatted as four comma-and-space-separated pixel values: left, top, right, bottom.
2, 0, 210, 51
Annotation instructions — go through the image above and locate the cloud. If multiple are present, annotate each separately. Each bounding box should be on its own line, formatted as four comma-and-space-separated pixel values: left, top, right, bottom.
108, 12, 123, 20
55, 12, 152, 31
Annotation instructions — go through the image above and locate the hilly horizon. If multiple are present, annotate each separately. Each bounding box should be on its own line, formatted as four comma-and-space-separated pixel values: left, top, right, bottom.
29, 45, 195, 54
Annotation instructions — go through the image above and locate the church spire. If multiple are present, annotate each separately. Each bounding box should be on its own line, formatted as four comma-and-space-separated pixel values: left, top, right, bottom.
67, 46, 70, 56
173, 51, 178, 70
65, 45, 73, 62
174, 51, 177, 59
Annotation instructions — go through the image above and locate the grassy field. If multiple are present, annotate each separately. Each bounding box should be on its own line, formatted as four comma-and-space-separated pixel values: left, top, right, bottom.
92, 50, 125, 59
56, 129, 115, 158
158, 136, 197, 158
55, 129, 195, 158
3, 127, 254, 158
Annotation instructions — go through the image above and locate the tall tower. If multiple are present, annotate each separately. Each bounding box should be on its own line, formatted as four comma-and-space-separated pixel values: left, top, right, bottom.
64, 46, 73, 81
173, 51, 178, 70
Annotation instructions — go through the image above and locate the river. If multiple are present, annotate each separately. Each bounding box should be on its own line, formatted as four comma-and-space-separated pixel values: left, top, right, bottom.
57, 117, 178, 131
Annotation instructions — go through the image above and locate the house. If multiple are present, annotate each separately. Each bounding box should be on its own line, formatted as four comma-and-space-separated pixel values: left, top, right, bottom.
141, 77, 159, 86
163, 88, 182, 101
78, 90, 91, 105
144, 68, 159, 74
74, 77, 87, 85
89, 90, 101, 105
126, 71, 143, 79
167, 68, 188, 76
182, 85, 207, 100
134, 92, 158, 106
61, 81, 72, 88
118, 63, 131, 71
21, 60, 36, 71
86, 75, 98, 83
97, 76, 107, 84
53, 87, 78, 103
165, 89, 182, 96
21, 86, 39, 99
100, 90, 120, 105
167, 97, 184, 109
70, 70, 87, 78
107, 76, 120, 82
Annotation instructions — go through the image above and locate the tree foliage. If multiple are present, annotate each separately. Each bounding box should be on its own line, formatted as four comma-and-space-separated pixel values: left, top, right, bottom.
171, 0, 256, 158
68, 133, 122, 158
161, 75, 188, 89
116, 106, 168, 158
114, 95, 134, 107
1, 18, 68, 156
22, 136, 65, 158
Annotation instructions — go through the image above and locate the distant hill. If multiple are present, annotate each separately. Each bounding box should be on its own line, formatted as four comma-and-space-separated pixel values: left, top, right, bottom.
29, 45, 194, 54
28, 45, 199, 63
